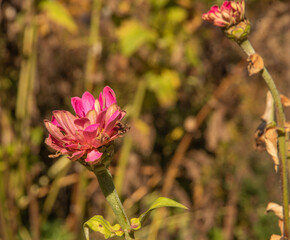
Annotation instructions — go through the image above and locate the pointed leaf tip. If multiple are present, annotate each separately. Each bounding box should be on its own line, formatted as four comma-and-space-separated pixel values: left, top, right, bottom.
139, 197, 188, 226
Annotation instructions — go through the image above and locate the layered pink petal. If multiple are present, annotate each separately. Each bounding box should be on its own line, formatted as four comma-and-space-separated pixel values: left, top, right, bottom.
104, 110, 121, 133
83, 124, 99, 142
45, 134, 64, 151
74, 118, 91, 129
86, 109, 97, 124
53, 110, 77, 137
103, 86, 117, 108
71, 97, 85, 117
68, 150, 85, 161
45, 86, 127, 164
82, 91, 95, 115
85, 150, 103, 163
44, 120, 65, 142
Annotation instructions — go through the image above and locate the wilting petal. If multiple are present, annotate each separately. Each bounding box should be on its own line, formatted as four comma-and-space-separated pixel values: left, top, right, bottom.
83, 124, 99, 142
94, 99, 101, 113
105, 104, 118, 123
119, 110, 126, 121
68, 150, 85, 161
85, 150, 103, 163
66, 144, 79, 150
86, 109, 97, 125
45, 134, 63, 151
82, 91, 95, 115
71, 97, 85, 117
104, 110, 120, 133
53, 110, 77, 136
44, 120, 65, 142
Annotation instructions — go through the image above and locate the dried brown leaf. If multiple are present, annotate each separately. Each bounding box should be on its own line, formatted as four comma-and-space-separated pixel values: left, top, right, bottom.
261, 91, 274, 122
247, 53, 264, 76
270, 234, 282, 240
281, 94, 290, 107
266, 202, 283, 219
264, 127, 279, 171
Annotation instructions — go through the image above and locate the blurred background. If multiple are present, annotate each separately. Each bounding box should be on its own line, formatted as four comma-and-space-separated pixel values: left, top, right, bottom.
0, 0, 290, 239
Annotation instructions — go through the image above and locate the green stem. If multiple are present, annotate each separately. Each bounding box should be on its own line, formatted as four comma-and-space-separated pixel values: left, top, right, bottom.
94, 167, 135, 239
239, 39, 289, 237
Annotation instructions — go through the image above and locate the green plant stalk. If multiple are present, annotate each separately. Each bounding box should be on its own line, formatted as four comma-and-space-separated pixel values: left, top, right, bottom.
84, 0, 102, 92
239, 39, 289, 237
94, 167, 135, 239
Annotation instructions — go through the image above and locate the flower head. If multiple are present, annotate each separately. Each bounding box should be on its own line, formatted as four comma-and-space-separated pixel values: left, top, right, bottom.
44, 86, 128, 164
202, 0, 245, 28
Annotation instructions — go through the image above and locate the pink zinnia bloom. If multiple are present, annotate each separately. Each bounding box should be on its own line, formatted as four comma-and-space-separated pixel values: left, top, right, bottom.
202, 0, 245, 28
44, 86, 127, 164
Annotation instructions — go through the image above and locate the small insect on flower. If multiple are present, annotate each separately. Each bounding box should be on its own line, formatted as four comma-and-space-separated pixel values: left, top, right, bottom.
44, 86, 128, 164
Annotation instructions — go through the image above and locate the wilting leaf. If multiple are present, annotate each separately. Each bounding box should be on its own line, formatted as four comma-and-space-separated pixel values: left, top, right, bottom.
281, 94, 290, 107
266, 202, 283, 219
39, 0, 77, 33
117, 20, 156, 56
146, 69, 180, 108
270, 234, 282, 240
247, 53, 264, 76
83, 215, 124, 240
266, 202, 290, 238
138, 197, 188, 226
264, 127, 279, 171
261, 91, 274, 123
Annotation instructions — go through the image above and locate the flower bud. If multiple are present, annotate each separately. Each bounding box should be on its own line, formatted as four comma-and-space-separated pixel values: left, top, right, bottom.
202, 0, 250, 42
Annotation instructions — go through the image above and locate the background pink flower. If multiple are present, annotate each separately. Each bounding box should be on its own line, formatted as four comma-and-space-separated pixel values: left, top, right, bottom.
44, 86, 127, 164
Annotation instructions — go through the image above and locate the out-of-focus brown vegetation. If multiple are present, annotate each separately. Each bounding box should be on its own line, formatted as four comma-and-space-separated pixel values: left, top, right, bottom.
0, 0, 289, 239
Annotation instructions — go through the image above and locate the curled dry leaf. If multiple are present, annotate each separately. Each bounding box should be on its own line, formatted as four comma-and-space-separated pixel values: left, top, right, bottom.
266, 202, 284, 219
270, 234, 282, 240
254, 124, 279, 171
247, 53, 264, 76
280, 94, 290, 107
267, 202, 290, 236
264, 127, 279, 171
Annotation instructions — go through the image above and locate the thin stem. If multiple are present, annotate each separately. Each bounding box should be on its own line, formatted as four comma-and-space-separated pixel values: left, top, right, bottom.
239, 39, 289, 237
94, 167, 135, 239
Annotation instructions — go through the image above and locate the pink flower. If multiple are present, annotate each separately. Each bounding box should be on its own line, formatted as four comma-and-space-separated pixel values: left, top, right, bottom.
44, 86, 127, 164
202, 0, 245, 28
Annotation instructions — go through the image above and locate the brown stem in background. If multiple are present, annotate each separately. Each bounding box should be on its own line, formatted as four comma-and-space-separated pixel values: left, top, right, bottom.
148, 62, 244, 240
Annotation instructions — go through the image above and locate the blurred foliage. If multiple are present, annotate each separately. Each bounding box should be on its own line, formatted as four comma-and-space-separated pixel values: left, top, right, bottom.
0, 0, 290, 240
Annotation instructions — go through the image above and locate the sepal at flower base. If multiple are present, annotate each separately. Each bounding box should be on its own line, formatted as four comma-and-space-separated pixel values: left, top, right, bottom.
83, 215, 124, 240
224, 19, 250, 43
77, 143, 114, 173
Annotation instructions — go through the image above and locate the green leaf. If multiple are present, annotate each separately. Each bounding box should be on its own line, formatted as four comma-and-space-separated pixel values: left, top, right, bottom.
166, 7, 187, 24
39, 0, 77, 33
139, 197, 188, 226
149, 0, 169, 8
83, 215, 124, 240
117, 20, 156, 56
146, 69, 181, 108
